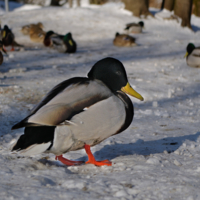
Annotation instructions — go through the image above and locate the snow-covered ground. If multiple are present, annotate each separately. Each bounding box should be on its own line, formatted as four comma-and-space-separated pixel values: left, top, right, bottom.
0, 1, 200, 200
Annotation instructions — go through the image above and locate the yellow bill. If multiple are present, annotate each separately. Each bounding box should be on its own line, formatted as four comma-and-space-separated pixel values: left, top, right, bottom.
184, 52, 188, 58
69, 40, 73, 46
121, 82, 144, 101
2, 30, 6, 38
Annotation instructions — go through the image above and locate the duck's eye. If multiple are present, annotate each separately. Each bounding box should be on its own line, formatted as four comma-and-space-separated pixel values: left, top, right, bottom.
116, 71, 121, 75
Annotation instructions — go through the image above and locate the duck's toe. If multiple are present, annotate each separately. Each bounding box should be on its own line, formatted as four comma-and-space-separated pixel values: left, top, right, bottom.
86, 159, 112, 166
56, 155, 84, 166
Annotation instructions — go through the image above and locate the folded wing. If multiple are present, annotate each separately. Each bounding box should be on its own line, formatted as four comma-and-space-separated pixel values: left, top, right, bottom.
12, 78, 112, 129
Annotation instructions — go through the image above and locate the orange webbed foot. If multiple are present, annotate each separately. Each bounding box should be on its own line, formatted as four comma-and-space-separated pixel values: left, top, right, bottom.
86, 160, 112, 166
84, 144, 112, 166
55, 155, 84, 166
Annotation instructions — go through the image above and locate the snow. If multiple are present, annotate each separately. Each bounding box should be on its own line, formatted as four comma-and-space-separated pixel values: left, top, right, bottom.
0, 1, 200, 200
14, 5, 42, 12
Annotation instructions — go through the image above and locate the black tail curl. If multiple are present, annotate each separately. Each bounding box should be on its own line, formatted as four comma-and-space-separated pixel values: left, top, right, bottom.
12, 126, 56, 151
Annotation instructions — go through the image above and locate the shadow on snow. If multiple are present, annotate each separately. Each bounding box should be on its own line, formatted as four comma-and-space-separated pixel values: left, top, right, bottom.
92, 131, 200, 161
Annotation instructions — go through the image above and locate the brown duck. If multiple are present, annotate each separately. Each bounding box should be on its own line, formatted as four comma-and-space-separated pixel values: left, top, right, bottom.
21, 22, 44, 35
113, 32, 136, 47
29, 26, 46, 43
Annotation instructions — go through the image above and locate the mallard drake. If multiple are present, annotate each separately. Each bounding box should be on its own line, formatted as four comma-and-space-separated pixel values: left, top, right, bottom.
113, 32, 136, 47
11, 57, 144, 167
43, 30, 64, 49
185, 43, 200, 68
0, 25, 7, 63
44, 31, 77, 53
2, 25, 23, 51
29, 26, 46, 43
21, 22, 44, 35
124, 21, 144, 34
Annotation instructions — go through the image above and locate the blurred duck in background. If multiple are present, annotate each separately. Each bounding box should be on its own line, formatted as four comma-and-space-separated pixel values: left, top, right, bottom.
113, 32, 136, 47
21, 22, 44, 35
43, 31, 77, 53
29, 25, 46, 43
0, 24, 7, 64
2, 25, 23, 51
124, 21, 144, 34
185, 43, 200, 68
21, 22, 46, 43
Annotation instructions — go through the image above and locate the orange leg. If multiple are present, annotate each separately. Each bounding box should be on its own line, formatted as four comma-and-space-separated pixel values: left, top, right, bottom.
11, 45, 15, 51
55, 155, 84, 166
84, 144, 112, 166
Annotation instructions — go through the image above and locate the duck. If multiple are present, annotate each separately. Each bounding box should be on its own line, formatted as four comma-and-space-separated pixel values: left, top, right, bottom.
124, 21, 144, 34
21, 22, 44, 35
113, 32, 136, 47
44, 31, 77, 53
29, 26, 46, 43
11, 57, 144, 167
185, 43, 200, 68
2, 25, 23, 51
0, 25, 7, 64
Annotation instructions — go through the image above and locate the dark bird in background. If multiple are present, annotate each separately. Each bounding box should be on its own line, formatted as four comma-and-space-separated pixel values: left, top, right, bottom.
184, 43, 200, 68
2, 25, 23, 51
0, 24, 7, 65
124, 21, 144, 34
44, 31, 77, 53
